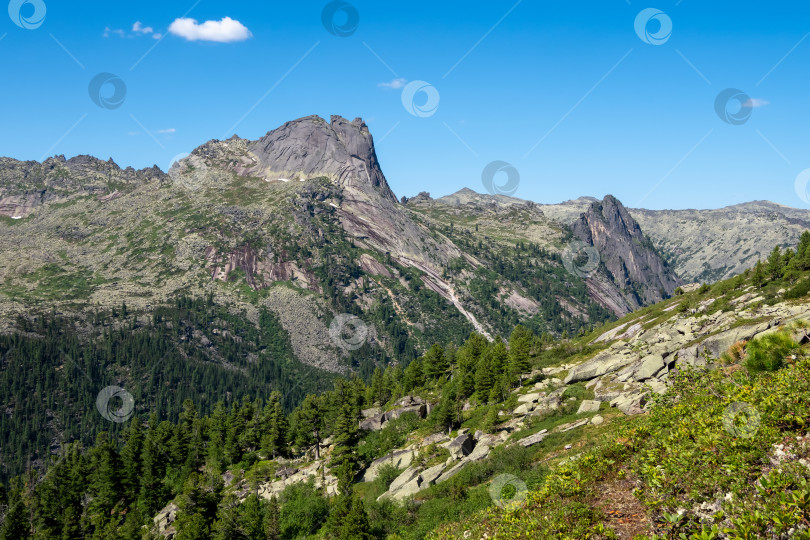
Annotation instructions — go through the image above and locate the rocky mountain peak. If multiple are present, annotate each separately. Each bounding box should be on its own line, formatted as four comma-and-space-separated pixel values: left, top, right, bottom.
572, 195, 681, 312
247, 114, 396, 203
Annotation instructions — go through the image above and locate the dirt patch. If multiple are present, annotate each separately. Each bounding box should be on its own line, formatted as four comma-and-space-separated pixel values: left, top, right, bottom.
591, 472, 657, 539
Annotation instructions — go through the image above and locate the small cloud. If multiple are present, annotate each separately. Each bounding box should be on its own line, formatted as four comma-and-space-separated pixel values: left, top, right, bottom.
152, 33, 163, 40
378, 78, 407, 90
743, 98, 769, 108
168, 17, 252, 43
157, 128, 176, 134
103, 27, 126, 38
128, 131, 140, 136
132, 21, 154, 34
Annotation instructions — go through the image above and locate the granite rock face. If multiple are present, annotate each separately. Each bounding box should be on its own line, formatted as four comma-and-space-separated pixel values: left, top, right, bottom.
571, 195, 682, 312
248, 115, 396, 203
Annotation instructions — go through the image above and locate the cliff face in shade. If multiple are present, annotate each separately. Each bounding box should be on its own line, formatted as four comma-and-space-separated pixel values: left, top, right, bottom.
571, 195, 682, 310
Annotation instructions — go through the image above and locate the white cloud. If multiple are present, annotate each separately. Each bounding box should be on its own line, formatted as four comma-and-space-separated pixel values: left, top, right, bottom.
168, 17, 252, 43
132, 21, 154, 34
103, 27, 126, 38
743, 98, 769, 108
105, 22, 160, 39
158, 128, 176, 134
128, 131, 140, 136
378, 78, 407, 90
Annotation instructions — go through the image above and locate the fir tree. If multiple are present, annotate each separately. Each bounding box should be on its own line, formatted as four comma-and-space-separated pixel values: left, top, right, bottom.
767, 245, 784, 280
265, 496, 280, 540
423, 344, 449, 380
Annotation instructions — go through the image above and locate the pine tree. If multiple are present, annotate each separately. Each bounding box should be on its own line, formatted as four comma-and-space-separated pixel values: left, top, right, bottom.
475, 353, 495, 402
240, 494, 266, 540
338, 496, 374, 540
265, 496, 280, 540
261, 392, 288, 459
423, 344, 448, 380
295, 394, 324, 459
402, 358, 424, 391
87, 432, 122, 516
489, 341, 508, 374
752, 259, 766, 288
329, 404, 360, 482
0, 480, 30, 540
120, 417, 143, 503
508, 325, 532, 382
767, 245, 784, 280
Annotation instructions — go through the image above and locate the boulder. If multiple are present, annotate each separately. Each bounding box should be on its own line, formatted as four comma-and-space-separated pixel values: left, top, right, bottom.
359, 413, 385, 431
446, 434, 474, 459
557, 419, 589, 432
517, 429, 548, 447
610, 392, 648, 415
513, 403, 534, 416
387, 466, 421, 494
153, 502, 179, 538
564, 350, 637, 384
362, 449, 414, 482
419, 463, 446, 486
517, 392, 541, 403
435, 461, 467, 484
634, 354, 665, 381
361, 407, 382, 418
466, 443, 490, 462
388, 477, 422, 501
576, 399, 601, 414
386, 403, 427, 422
590, 415, 604, 425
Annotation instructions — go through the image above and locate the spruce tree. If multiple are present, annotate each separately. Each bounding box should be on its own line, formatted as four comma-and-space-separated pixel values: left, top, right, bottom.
767, 245, 784, 280
508, 325, 532, 382
261, 392, 288, 459
0, 481, 30, 540
423, 343, 448, 380
265, 496, 280, 540
120, 417, 143, 503
295, 394, 324, 459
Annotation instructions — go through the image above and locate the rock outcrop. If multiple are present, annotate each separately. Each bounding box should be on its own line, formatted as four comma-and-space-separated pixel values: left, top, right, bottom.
571, 195, 682, 313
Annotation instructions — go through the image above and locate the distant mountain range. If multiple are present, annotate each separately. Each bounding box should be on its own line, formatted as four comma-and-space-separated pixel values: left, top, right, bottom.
1, 115, 808, 359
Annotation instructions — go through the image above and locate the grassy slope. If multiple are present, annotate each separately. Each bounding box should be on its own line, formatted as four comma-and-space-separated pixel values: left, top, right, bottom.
423, 275, 810, 539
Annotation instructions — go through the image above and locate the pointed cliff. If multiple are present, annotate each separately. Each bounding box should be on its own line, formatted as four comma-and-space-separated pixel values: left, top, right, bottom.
572, 195, 681, 312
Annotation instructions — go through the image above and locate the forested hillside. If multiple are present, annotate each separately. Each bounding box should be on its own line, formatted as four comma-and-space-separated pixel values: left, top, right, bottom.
3, 234, 810, 539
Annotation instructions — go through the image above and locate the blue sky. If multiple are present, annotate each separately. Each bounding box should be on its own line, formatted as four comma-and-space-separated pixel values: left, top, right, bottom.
1, 0, 809, 210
